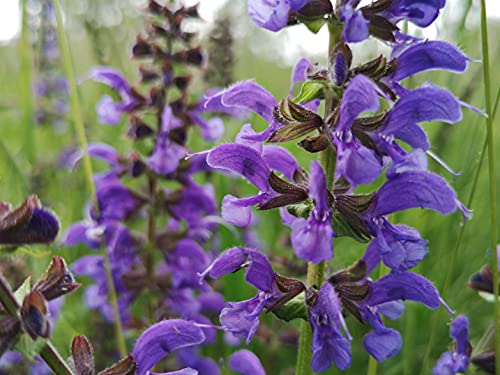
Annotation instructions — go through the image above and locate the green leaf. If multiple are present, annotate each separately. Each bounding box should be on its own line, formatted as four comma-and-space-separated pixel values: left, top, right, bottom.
272, 294, 308, 322
299, 17, 327, 33
13, 334, 46, 362
14, 276, 31, 305
331, 213, 371, 243
294, 81, 328, 104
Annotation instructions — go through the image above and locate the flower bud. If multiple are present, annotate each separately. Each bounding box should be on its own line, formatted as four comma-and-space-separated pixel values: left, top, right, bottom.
20, 290, 50, 339
33, 256, 80, 301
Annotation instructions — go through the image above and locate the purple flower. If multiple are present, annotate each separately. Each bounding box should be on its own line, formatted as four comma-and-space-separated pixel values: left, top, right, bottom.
229, 349, 266, 375
90, 67, 143, 125
207, 128, 299, 226
282, 161, 334, 263
309, 282, 352, 372
204, 81, 279, 141
148, 105, 186, 175
204, 58, 317, 141
383, 40, 470, 96
308, 258, 448, 370
248, 0, 311, 32
371, 85, 463, 155
199, 247, 305, 343
165, 239, 210, 289
177, 347, 220, 375
133, 319, 206, 375
433, 316, 470, 375
339, 0, 445, 43
362, 168, 465, 271
68, 222, 137, 322
95, 176, 144, 222
380, 0, 446, 28
330, 74, 383, 186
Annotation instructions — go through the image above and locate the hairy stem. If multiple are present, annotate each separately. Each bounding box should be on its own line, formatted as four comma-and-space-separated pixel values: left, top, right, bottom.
53, 0, 127, 358
296, 21, 339, 375
0, 274, 74, 375
479, 2, 500, 374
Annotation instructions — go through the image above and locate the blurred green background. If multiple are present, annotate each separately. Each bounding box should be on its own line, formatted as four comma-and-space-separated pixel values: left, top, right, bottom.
0, 0, 499, 374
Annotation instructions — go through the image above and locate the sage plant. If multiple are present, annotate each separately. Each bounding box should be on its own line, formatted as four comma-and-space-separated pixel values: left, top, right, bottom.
0, 0, 486, 374
193, 0, 478, 373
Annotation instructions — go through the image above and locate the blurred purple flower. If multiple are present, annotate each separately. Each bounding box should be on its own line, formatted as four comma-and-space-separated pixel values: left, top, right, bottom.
90, 67, 143, 125
248, 0, 312, 32
433, 315, 470, 375
229, 349, 266, 375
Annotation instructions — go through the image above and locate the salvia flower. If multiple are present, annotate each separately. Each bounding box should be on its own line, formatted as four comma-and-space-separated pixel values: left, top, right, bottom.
248, 0, 312, 32
133, 319, 206, 375
433, 316, 471, 375
338, 0, 446, 43
307, 258, 447, 371
206, 127, 300, 227
199, 247, 305, 343
282, 160, 334, 263
90, 67, 144, 125
359, 166, 466, 271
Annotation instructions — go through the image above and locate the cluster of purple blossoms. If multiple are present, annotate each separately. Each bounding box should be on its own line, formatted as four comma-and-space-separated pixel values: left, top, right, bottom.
32, 0, 69, 132
191, 0, 479, 372
60, 1, 264, 373
0, 0, 482, 373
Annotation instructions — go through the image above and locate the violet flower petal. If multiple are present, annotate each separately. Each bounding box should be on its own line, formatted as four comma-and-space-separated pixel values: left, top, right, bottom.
133, 319, 206, 375
384, 85, 462, 135
262, 145, 299, 181
389, 41, 469, 82
229, 350, 266, 375
365, 272, 441, 309
340, 1, 370, 43
207, 144, 271, 192
245, 250, 275, 292
337, 75, 381, 132
96, 95, 122, 125
248, 0, 291, 32
291, 217, 334, 263
310, 283, 352, 372
370, 171, 458, 217
363, 308, 402, 362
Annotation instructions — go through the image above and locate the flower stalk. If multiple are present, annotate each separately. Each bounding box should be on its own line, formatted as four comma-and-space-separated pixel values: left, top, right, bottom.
479, 1, 500, 373
296, 21, 340, 375
52, 0, 127, 358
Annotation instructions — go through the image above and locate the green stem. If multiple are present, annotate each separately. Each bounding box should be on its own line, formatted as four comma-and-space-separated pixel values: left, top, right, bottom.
52, 0, 127, 358
19, 0, 35, 168
295, 21, 339, 375
479, 2, 500, 374
0, 274, 74, 375
420, 88, 500, 374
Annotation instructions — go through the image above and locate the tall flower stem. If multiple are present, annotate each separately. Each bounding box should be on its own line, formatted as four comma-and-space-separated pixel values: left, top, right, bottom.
19, 0, 35, 169
0, 274, 74, 375
52, 0, 127, 358
420, 88, 500, 374
296, 21, 340, 375
479, 2, 500, 374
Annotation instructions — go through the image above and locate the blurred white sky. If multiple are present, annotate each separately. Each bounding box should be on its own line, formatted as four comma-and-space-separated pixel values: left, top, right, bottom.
0, 0, 499, 51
